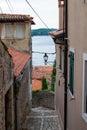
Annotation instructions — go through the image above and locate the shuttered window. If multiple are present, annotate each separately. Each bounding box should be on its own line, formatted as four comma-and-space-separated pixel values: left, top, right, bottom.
84, 61, 87, 113
5, 24, 14, 38
69, 51, 74, 95
4, 24, 25, 39
59, 46, 62, 70
82, 54, 87, 122
16, 24, 25, 39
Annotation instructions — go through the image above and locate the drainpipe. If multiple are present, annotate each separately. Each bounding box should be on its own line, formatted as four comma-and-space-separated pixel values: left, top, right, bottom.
14, 78, 18, 130
64, 0, 68, 130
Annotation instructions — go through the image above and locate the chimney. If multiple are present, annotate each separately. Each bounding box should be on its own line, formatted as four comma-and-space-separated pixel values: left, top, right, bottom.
58, 0, 64, 29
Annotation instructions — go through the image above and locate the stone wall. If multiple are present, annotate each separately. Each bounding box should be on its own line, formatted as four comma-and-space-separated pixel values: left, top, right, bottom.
15, 60, 31, 130
0, 41, 14, 130
32, 90, 55, 110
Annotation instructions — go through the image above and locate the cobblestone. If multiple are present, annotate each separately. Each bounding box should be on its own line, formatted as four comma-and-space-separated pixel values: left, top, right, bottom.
22, 107, 62, 130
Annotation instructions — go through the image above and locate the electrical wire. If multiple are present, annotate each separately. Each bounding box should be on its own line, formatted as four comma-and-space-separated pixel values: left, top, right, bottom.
7, 0, 14, 13
2, 0, 50, 30
32, 51, 56, 54
5, 0, 13, 14
25, 0, 50, 29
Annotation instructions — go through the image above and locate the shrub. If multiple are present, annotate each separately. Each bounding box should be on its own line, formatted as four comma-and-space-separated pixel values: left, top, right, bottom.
51, 60, 56, 91
32, 90, 40, 93
42, 76, 48, 90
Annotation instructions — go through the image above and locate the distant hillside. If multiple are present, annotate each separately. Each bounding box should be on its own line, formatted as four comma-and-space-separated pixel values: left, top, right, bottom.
31, 28, 57, 36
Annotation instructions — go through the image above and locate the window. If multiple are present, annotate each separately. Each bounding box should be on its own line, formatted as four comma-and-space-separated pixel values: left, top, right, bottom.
2, 23, 25, 39
82, 53, 87, 122
1, 24, 5, 39
69, 49, 75, 95
5, 24, 14, 38
16, 24, 25, 39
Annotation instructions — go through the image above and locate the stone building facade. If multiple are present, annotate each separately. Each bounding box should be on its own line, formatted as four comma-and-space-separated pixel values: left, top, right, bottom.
0, 13, 35, 130
0, 40, 14, 130
0, 14, 35, 54
8, 48, 31, 130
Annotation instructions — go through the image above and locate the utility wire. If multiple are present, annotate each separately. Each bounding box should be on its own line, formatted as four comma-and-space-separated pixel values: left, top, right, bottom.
5, 0, 13, 14
32, 51, 56, 54
7, 0, 14, 13
25, 0, 50, 29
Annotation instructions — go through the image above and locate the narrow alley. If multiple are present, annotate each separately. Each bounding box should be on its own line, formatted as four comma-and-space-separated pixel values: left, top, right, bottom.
22, 107, 61, 130
1, 0, 87, 130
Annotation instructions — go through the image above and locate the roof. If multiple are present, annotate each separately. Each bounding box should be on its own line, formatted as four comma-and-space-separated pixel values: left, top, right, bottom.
32, 66, 53, 80
32, 66, 53, 91
49, 30, 64, 38
8, 48, 31, 77
0, 14, 35, 24
49, 30, 64, 45
32, 80, 42, 91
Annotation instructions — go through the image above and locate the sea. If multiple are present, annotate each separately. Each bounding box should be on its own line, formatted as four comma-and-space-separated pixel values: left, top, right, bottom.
32, 36, 56, 67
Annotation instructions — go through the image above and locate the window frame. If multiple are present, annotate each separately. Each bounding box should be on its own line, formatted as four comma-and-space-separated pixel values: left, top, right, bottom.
4, 23, 25, 39
82, 53, 87, 123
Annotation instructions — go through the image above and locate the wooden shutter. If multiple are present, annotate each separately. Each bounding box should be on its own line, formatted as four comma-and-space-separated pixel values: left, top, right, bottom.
16, 24, 25, 39
69, 51, 74, 95
6, 24, 14, 38
60, 47, 62, 70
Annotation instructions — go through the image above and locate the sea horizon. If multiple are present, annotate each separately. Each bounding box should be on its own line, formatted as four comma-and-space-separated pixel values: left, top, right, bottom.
32, 35, 56, 67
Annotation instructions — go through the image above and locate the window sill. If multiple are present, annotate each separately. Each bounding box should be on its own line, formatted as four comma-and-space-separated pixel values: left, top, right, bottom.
5, 37, 14, 39
59, 70, 64, 78
16, 37, 25, 40
4, 37, 25, 40
68, 90, 75, 101
82, 113, 87, 123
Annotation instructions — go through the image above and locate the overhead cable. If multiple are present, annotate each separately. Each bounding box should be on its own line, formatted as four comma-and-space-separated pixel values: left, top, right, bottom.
7, 0, 14, 12
32, 51, 56, 54
5, 0, 13, 13
25, 0, 50, 29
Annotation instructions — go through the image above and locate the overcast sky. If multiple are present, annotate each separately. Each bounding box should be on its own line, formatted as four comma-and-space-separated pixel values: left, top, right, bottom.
0, 0, 59, 29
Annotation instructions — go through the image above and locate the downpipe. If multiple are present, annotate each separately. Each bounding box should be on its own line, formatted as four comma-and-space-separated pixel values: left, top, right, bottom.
64, 0, 68, 130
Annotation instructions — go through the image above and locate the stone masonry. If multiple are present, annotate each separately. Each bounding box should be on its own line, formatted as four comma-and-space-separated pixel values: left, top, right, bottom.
32, 90, 55, 109
0, 41, 14, 130
22, 107, 62, 130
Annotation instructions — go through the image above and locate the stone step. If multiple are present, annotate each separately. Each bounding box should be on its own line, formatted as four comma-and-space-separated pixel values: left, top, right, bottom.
22, 107, 61, 130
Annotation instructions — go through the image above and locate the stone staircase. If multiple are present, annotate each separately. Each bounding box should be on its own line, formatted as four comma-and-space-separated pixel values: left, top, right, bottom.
22, 107, 62, 130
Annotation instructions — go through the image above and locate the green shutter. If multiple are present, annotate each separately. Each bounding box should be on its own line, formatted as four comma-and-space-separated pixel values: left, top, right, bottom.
69, 51, 74, 95
60, 47, 62, 70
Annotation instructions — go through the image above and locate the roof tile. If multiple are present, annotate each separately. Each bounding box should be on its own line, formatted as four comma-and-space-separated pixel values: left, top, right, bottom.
49, 30, 63, 37
32, 66, 53, 91
32, 80, 42, 91
32, 66, 53, 80
0, 14, 35, 24
8, 48, 31, 77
